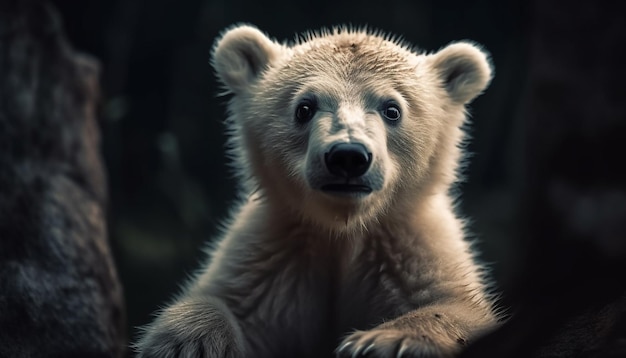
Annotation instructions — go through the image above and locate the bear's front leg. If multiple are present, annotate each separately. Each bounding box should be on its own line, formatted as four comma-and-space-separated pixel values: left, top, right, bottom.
135, 296, 245, 358
336, 303, 495, 358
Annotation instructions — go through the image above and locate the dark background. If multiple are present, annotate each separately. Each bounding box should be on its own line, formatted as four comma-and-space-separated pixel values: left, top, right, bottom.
48, 0, 625, 354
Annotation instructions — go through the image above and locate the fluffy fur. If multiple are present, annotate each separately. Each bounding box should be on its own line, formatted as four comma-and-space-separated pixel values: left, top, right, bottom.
135, 24, 499, 358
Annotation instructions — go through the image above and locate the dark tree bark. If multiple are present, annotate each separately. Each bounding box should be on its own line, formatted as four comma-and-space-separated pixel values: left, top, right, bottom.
0, 1, 126, 357
462, 1, 626, 357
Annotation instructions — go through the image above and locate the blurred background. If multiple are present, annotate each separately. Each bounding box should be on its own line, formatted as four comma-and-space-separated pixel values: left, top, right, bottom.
50, 0, 528, 343
45, 0, 554, 349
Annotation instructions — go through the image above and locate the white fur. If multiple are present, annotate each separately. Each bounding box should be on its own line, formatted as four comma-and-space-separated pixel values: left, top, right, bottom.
135, 24, 499, 358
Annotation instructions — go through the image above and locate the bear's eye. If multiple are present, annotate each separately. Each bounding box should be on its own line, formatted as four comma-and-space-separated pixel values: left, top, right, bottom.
382, 103, 401, 122
295, 100, 317, 123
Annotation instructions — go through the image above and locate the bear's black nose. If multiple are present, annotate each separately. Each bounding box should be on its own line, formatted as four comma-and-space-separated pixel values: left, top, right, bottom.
325, 143, 372, 178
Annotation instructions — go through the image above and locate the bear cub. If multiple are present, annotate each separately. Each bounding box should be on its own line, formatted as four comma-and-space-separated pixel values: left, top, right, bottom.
135, 24, 499, 358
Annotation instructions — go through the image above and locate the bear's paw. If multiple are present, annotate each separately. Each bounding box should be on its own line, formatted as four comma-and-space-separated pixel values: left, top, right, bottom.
134, 297, 245, 358
336, 328, 464, 358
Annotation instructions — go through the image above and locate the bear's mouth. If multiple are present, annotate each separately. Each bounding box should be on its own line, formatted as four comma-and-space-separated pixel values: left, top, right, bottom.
321, 183, 373, 195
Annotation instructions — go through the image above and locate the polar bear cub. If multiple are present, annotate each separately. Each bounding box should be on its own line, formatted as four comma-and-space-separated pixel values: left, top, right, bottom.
135, 24, 499, 358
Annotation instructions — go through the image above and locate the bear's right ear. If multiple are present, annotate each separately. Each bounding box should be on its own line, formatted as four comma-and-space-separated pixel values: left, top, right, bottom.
212, 25, 283, 95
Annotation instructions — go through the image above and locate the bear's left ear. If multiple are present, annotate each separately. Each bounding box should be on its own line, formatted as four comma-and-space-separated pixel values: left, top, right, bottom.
427, 42, 493, 104
212, 25, 283, 95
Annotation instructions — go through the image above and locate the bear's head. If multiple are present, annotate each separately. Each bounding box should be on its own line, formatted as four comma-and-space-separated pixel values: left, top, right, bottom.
212, 25, 492, 233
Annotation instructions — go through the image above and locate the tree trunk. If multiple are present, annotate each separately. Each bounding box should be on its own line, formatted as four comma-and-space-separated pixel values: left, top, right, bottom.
0, 1, 126, 357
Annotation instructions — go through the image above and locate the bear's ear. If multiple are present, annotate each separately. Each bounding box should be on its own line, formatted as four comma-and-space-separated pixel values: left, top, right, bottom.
427, 42, 493, 104
212, 25, 283, 94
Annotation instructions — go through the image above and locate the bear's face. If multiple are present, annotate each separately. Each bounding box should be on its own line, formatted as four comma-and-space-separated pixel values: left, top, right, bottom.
213, 26, 492, 232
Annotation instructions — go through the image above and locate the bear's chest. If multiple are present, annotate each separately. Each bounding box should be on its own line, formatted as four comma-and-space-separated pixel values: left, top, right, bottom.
231, 231, 417, 357
334, 244, 418, 333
